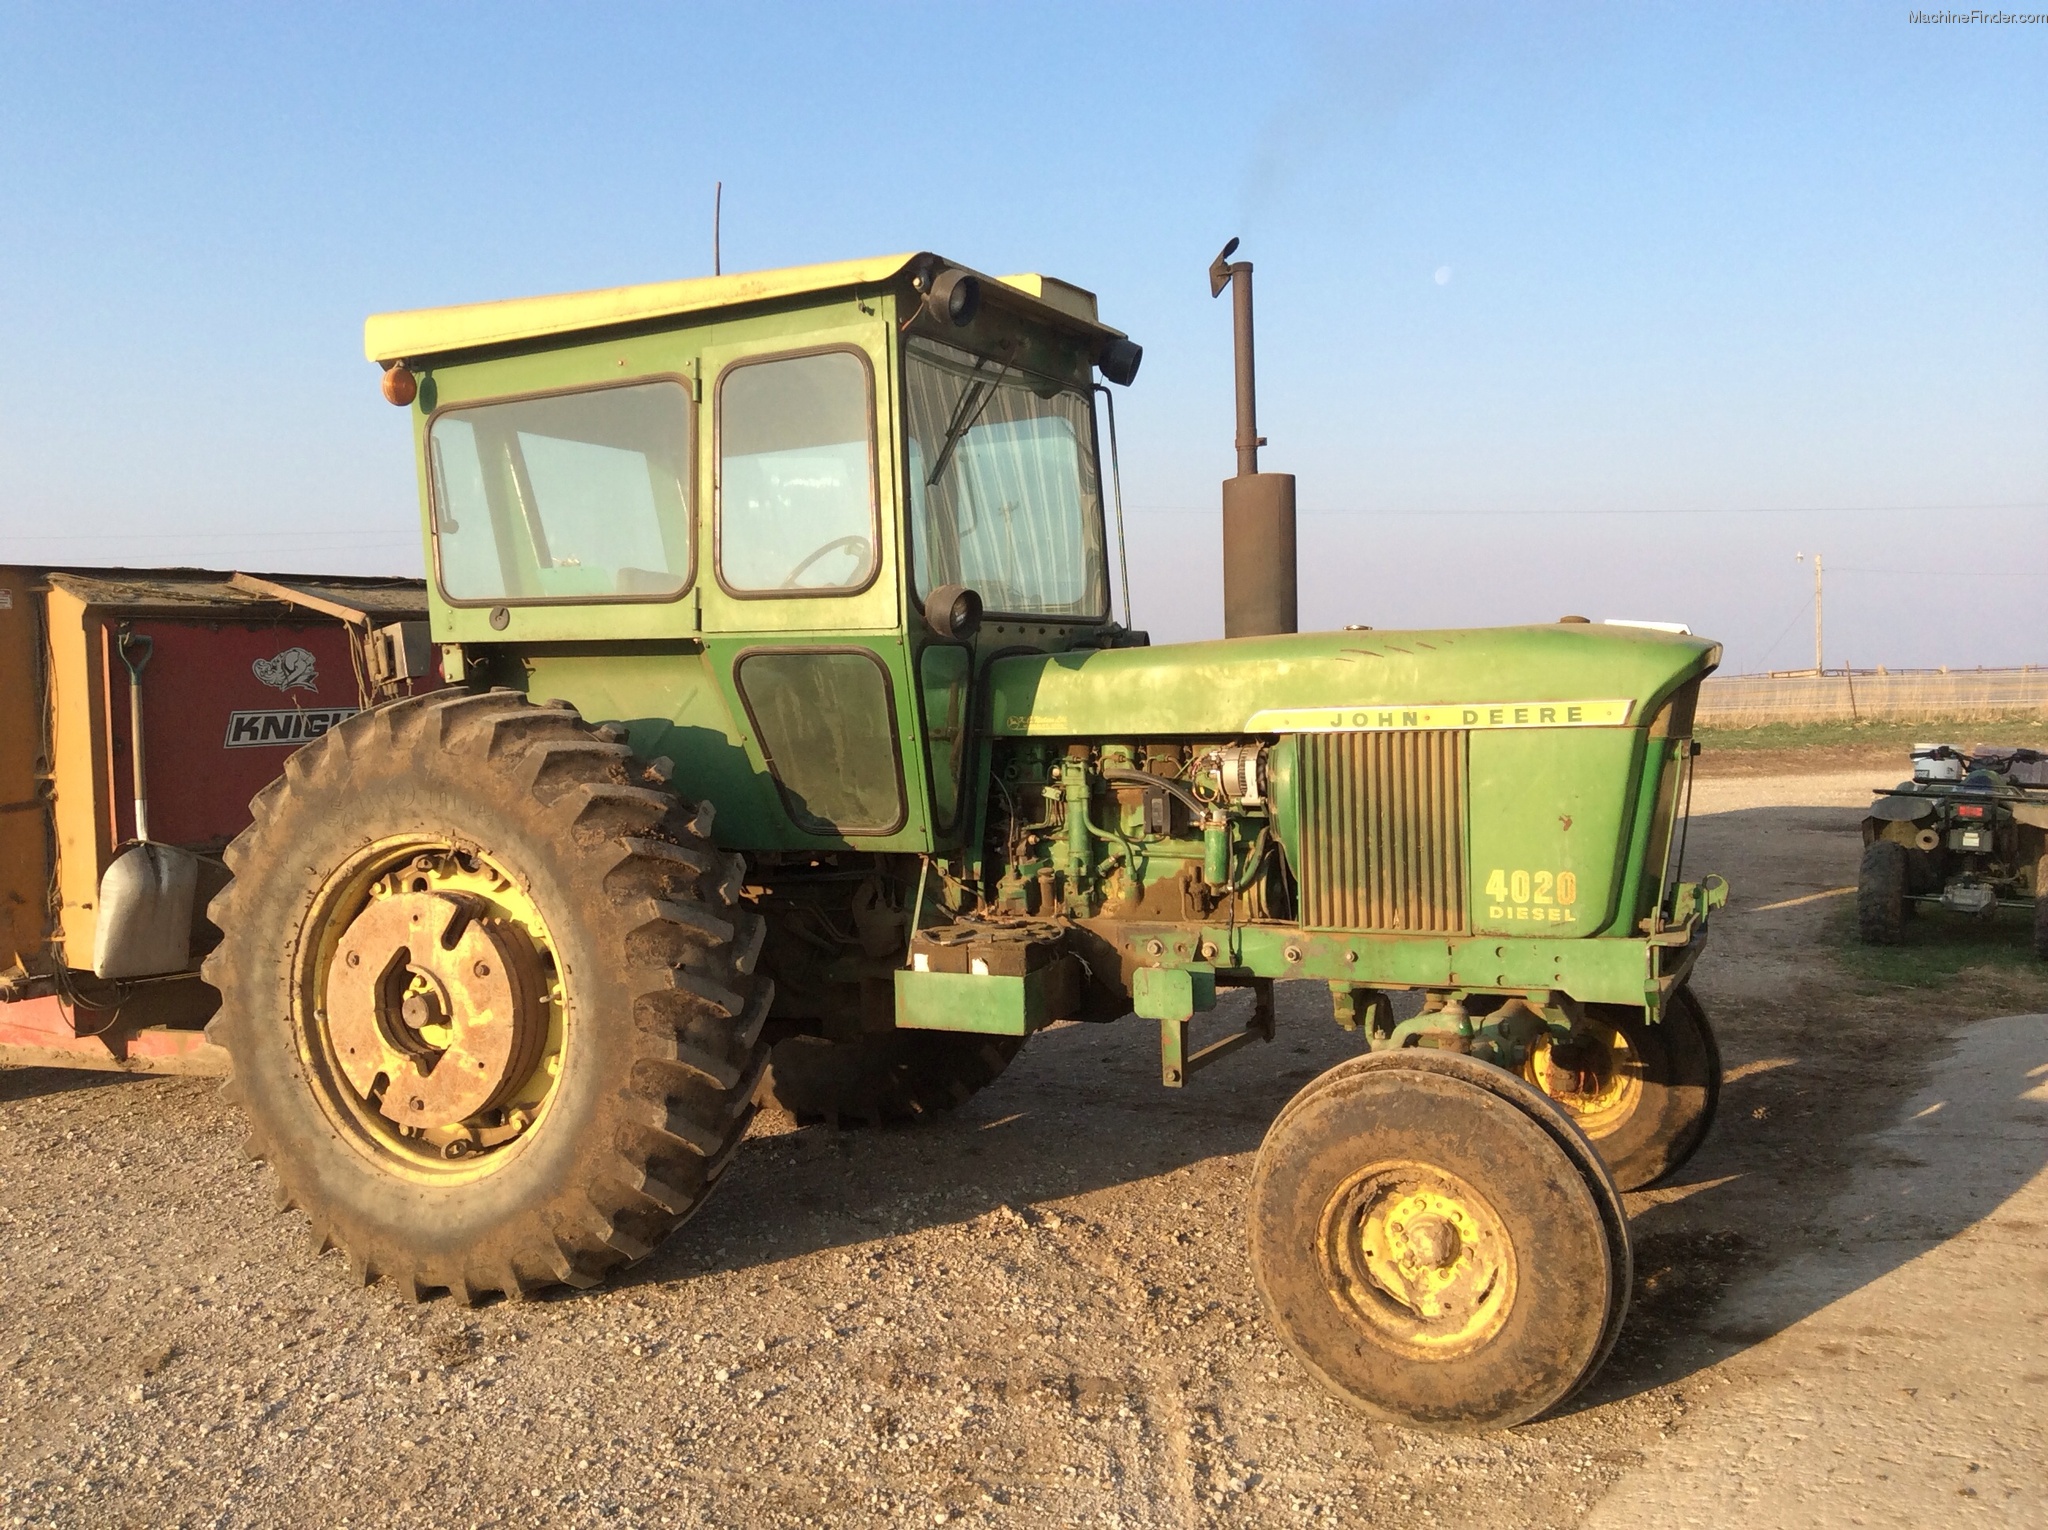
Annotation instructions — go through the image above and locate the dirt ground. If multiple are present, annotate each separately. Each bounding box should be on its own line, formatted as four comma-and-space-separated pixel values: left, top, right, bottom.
2, 761, 2044, 1528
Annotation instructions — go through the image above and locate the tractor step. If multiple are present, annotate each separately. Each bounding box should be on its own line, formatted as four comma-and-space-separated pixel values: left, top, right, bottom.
896, 921, 1082, 1037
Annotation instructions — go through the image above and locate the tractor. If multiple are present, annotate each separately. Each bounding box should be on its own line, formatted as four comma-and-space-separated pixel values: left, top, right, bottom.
192, 248, 1727, 1430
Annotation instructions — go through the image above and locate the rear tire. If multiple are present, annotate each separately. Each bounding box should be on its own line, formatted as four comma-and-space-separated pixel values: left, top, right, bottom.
2034, 895, 2048, 961
204, 690, 769, 1302
1250, 1050, 1627, 1431
1858, 840, 1907, 944
758, 1030, 1025, 1125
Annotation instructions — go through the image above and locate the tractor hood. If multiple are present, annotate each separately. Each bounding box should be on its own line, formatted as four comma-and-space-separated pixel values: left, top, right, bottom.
986, 625, 1721, 740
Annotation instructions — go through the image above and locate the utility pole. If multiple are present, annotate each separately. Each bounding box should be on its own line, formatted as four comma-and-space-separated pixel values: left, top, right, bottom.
1796, 552, 1824, 674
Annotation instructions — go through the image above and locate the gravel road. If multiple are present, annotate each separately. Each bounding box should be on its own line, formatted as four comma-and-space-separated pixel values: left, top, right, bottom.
2, 766, 2043, 1527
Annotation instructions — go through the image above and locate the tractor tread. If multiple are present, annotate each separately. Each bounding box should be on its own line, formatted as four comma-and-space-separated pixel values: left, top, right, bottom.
205, 690, 765, 1305
1858, 840, 1908, 945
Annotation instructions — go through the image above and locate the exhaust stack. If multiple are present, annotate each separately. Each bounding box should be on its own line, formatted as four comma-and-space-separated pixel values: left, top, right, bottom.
1211, 238, 1298, 638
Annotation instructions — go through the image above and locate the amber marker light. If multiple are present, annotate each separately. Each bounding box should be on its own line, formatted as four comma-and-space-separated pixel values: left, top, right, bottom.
381, 362, 418, 406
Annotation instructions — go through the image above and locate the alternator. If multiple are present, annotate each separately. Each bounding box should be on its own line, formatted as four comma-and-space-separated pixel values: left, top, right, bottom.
1211, 743, 1266, 807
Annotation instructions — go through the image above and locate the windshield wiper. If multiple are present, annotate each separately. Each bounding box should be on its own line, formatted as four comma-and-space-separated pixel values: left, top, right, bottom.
926, 359, 1007, 488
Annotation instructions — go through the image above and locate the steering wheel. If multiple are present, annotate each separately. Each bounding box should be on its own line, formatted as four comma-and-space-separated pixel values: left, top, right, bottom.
781, 534, 872, 589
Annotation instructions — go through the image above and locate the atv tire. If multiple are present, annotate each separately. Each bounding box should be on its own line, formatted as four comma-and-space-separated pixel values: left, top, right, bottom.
1857, 840, 1907, 945
204, 689, 769, 1302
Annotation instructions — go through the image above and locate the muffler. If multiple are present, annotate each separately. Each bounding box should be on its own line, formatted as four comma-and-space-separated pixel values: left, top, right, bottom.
1211, 238, 1298, 638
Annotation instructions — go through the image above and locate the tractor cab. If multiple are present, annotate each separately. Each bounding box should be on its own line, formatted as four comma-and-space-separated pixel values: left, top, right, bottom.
366, 254, 1141, 855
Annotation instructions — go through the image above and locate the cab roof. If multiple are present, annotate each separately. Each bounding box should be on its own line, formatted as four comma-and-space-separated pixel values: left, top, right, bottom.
364, 252, 1121, 365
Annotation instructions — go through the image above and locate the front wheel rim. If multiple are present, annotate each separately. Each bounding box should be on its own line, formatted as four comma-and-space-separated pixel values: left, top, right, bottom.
1317, 1159, 1517, 1358
1525, 1022, 1640, 1136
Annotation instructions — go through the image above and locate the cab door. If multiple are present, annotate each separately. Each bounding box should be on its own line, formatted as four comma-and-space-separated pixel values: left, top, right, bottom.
696, 315, 933, 851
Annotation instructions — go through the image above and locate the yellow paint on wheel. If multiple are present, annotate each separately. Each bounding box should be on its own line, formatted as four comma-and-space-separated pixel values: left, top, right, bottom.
1318, 1162, 1516, 1358
1526, 1022, 1639, 1136
296, 836, 568, 1186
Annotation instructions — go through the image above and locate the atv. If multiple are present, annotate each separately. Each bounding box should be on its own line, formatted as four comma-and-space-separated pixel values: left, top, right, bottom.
1858, 743, 2048, 953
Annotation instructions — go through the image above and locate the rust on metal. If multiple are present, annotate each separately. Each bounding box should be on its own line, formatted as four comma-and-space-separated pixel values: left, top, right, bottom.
324, 889, 547, 1131
0, 992, 231, 1074
1221, 473, 1298, 638
1209, 238, 1298, 638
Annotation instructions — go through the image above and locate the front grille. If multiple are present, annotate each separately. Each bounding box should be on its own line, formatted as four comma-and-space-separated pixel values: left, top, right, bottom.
1298, 729, 1468, 933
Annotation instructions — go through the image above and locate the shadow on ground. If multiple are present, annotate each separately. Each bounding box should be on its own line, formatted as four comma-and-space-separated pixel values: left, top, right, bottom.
9, 797, 2042, 1442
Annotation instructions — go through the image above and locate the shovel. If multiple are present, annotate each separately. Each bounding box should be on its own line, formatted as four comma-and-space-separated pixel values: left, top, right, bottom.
92, 628, 200, 980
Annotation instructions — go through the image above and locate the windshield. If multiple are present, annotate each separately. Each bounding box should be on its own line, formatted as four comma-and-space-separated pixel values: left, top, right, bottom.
903, 337, 1108, 620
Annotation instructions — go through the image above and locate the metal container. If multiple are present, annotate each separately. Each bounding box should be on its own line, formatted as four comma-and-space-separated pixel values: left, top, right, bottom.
1912, 744, 1964, 782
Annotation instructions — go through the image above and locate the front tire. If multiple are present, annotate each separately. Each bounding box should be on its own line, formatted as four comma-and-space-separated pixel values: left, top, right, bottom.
1521, 988, 1722, 1191
1250, 1051, 1628, 1431
204, 690, 770, 1302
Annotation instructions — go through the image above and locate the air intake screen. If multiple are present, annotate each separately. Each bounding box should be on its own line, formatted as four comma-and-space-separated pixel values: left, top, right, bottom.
1299, 730, 1468, 933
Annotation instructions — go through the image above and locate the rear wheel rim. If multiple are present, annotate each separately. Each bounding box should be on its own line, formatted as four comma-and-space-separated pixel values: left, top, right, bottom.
295, 836, 568, 1184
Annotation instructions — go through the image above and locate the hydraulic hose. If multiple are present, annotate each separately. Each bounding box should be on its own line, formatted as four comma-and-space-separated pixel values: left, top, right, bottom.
1099, 768, 1208, 820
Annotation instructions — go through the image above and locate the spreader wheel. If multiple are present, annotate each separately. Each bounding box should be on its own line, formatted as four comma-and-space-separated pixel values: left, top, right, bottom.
203, 690, 770, 1302
1250, 1050, 1630, 1431
757, 1030, 1025, 1126
1520, 987, 1722, 1191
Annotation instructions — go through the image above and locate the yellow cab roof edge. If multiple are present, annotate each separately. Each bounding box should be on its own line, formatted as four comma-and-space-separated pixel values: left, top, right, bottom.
365, 253, 1122, 365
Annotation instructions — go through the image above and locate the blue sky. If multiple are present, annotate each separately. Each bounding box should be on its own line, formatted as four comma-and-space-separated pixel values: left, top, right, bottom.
2, 2, 2041, 670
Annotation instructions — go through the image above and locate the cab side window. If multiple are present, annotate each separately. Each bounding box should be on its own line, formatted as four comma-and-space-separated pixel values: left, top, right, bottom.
427, 380, 693, 603
717, 350, 877, 595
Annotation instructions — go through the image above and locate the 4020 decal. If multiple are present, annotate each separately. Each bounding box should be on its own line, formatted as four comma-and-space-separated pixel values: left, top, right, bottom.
1483, 867, 1578, 923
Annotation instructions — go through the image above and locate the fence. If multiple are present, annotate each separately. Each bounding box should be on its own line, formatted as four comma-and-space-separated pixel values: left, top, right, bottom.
1696, 668, 2048, 727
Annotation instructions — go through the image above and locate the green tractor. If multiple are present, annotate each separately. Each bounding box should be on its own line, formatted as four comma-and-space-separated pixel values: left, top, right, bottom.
205, 248, 1726, 1430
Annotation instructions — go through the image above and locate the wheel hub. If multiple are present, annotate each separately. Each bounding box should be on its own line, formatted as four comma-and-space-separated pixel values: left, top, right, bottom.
1528, 1024, 1634, 1122
1319, 1164, 1515, 1356
326, 889, 549, 1132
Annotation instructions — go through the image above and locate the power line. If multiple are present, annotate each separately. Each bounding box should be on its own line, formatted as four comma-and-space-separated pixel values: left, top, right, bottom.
1126, 500, 2048, 519
1756, 595, 1816, 672
1832, 567, 2048, 578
